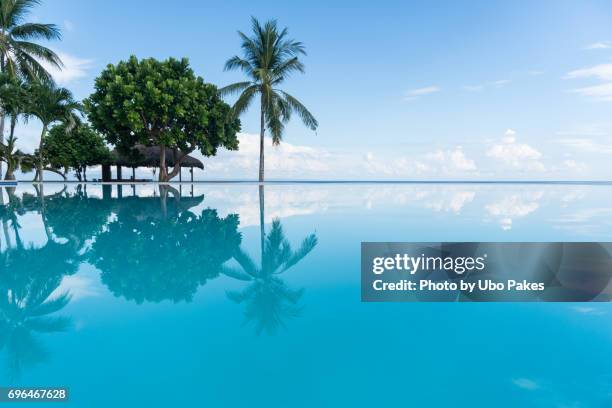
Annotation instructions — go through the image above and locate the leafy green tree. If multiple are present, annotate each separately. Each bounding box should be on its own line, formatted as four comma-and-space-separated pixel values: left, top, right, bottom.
26, 81, 82, 182
220, 17, 318, 182
0, 0, 63, 174
85, 56, 240, 182
44, 123, 111, 181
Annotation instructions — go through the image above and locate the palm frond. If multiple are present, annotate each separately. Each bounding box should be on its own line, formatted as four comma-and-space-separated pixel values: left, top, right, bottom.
279, 234, 318, 273
280, 91, 318, 130
231, 84, 258, 117
10, 23, 61, 41
28, 292, 71, 317
233, 248, 259, 277
218, 81, 252, 97
13, 40, 62, 68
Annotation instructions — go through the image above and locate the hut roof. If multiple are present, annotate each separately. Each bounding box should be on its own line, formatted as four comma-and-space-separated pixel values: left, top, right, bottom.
111, 145, 204, 169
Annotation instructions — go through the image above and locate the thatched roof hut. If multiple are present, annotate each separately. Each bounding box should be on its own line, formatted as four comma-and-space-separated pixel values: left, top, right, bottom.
102, 145, 203, 181
112, 145, 204, 169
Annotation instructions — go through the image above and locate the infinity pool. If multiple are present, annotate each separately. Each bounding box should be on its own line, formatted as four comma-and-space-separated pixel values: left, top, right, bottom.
0, 183, 611, 407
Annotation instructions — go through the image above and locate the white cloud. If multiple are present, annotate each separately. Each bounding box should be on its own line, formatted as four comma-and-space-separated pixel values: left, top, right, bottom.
491, 79, 511, 87
63, 20, 74, 32
572, 306, 607, 315
204, 133, 334, 179
565, 63, 612, 101
564, 63, 612, 81
512, 378, 540, 391
557, 138, 612, 154
39, 50, 93, 85
569, 83, 612, 101
463, 85, 484, 92
50, 271, 102, 302
486, 129, 544, 171
464, 79, 510, 92
404, 86, 440, 101
425, 147, 478, 172
563, 159, 587, 172
585, 41, 611, 50
485, 191, 543, 230
204, 133, 478, 180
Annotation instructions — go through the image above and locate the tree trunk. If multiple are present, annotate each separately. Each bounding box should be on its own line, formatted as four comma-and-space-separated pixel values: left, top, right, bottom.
83, 166, 87, 182
159, 145, 167, 182
0, 113, 4, 177
259, 97, 265, 183
259, 184, 265, 262
4, 165, 15, 181
162, 149, 189, 182
36, 124, 48, 183
4, 117, 16, 180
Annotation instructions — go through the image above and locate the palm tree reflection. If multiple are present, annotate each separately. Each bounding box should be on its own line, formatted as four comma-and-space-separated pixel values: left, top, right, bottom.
0, 187, 74, 380
226, 186, 317, 335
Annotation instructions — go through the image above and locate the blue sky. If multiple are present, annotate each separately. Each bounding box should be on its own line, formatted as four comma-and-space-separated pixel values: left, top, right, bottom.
15, 0, 612, 180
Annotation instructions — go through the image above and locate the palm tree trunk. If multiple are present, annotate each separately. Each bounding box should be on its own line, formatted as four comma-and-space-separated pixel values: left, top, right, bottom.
259, 98, 265, 183
0, 113, 4, 177
4, 117, 16, 180
259, 184, 265, 264
36, 124, 47, 183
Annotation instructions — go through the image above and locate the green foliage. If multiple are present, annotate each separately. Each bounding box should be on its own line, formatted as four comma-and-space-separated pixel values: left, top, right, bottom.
0, 133, 34, 179
89, 192, 242, 303
220, 17, 318, 181
44, 123, 111, 178
84, 56, 240, 180
0, 0, 62, 81
26, 81, 81, 129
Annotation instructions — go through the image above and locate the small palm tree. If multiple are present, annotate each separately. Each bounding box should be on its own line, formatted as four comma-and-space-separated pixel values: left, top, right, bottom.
0, 75, 32, 180
0, 133, 34, 180
220, 17, 318, 182
26, 81, 81, 182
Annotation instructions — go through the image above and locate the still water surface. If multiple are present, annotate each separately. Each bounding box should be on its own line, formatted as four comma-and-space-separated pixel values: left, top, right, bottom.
0, 183, 611, 407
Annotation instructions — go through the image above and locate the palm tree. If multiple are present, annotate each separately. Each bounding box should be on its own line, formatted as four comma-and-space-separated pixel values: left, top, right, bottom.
0, 74, 32, 180
26, 81, 81, 182
224, 188, 317, 335
0, 133, 34, 180
0, 0, 63, 175
220, 17, 318, 182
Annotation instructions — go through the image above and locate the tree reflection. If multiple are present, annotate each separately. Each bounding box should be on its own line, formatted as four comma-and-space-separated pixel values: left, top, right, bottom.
89, 185, 242, 303
0, 187, 75, 380
226, 186, 317, 335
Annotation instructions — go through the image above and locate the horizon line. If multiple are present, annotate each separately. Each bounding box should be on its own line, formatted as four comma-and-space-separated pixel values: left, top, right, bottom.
7, 179, 612, 186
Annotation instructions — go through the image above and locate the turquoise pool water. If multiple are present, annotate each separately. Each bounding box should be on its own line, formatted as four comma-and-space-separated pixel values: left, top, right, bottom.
0, 183, 611, 407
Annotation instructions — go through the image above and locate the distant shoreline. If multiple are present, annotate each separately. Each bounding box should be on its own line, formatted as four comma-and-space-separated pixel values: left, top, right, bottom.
9, 180, 612, 186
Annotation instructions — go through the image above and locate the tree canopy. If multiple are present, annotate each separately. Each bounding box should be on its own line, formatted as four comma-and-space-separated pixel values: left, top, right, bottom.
85, 56, 241, 181
44, 123, 111, 181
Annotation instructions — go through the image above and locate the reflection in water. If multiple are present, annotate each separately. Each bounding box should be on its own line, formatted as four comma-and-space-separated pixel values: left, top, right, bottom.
225, 187, 317, 335
0, 183, 315, 379
0, 188, 75, 380
89, 186, 242, 303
